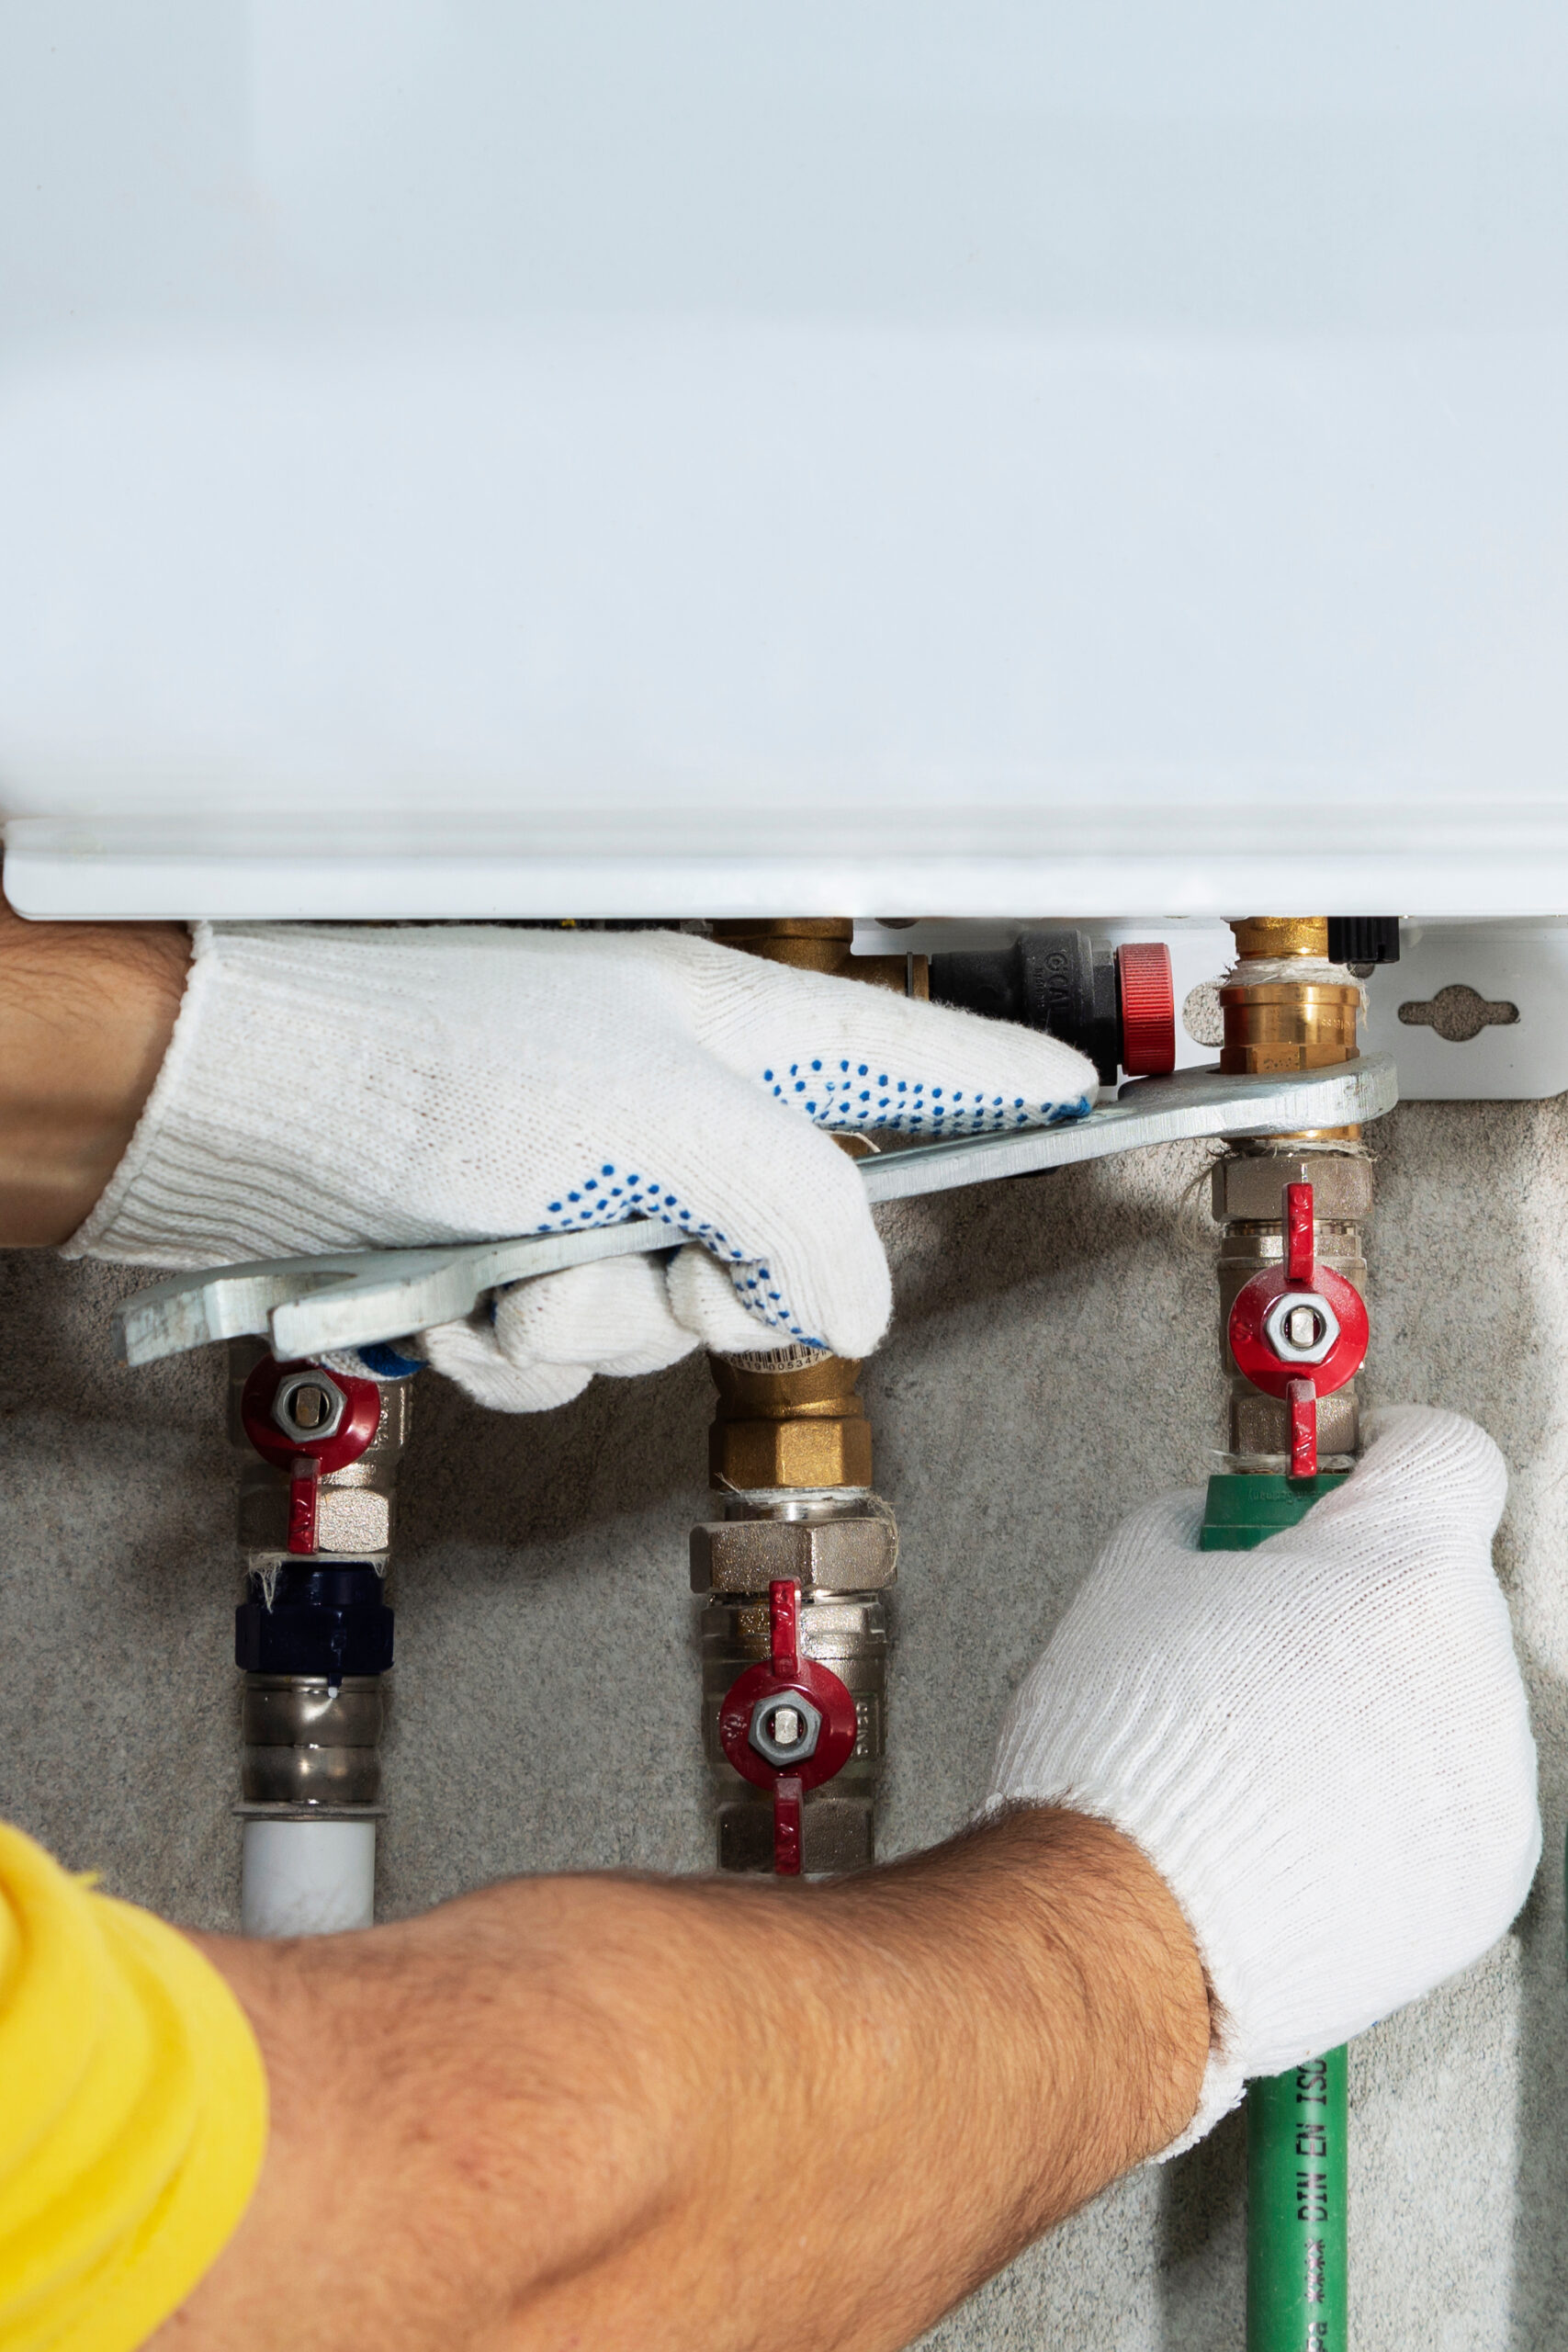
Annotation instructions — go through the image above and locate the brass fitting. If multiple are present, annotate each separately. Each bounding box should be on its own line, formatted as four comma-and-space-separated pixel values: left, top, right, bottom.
1219, 915, 1359, 1079
710, 915, 855, 976
1228, 916, 1329, 961
1213, 918, 1371, 1468
708, 1350, 873, 1491
700, 916, 894, 1874
705, 916, 894, 1490
709, 916, 929, 998
1218, 980, 1360, 1077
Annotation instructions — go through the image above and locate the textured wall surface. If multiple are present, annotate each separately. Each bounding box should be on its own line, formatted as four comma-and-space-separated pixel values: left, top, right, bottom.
0, 1099, 1561, 2346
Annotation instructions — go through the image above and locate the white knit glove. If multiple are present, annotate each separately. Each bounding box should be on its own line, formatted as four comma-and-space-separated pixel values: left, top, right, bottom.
67, 922, 1096, 1408
987, 1407, 1540, 2154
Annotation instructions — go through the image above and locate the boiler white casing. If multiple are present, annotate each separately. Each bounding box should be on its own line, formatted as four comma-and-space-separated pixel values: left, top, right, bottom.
2, 4, 1567, 919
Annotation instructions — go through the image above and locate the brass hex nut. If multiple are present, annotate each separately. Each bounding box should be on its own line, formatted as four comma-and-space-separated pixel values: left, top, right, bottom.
707, 1413, 874, 1491
707, 1351, 873, 1491
689, 1515, 897, 1595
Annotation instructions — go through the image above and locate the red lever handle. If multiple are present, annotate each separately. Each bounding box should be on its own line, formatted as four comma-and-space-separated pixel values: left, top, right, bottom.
767, 1581, 803, 1871
288, 1458, 321, 1554
771, 1577, 800, 1679
1286, 1182, 1315, 1285
773, 1775, 805, 1874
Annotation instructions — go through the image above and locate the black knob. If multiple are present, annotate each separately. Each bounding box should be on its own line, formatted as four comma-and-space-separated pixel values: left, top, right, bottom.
931, 931, 1177, 1085
1326, 918, 1400, 967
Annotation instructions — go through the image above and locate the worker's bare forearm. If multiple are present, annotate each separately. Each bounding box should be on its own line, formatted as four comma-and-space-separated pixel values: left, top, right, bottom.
0, 889, 188, 1243
169, 1809, 1208, 2352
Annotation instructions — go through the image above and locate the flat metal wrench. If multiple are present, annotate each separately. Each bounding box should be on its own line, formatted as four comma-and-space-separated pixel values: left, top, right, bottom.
113, 1056, 1397, 1367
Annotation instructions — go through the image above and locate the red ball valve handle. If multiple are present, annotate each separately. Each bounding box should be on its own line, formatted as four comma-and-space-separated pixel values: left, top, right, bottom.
1283, 1182, 1319, 1477
773, 1774, 805, 1877
1285, 1177, 1315, 1286
240, 1356, 383, 1555
1227, 1180, 1370, 1481
768, 1583, 805, 1876
1286, 1378, 1317, 1479
717, 1579, 859, 1876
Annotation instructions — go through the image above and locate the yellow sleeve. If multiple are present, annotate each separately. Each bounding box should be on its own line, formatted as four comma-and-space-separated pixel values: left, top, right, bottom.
0, 1822, 268, 2352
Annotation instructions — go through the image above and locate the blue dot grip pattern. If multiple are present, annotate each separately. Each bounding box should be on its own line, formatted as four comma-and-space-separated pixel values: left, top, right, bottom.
521, 1072, 1092, 1345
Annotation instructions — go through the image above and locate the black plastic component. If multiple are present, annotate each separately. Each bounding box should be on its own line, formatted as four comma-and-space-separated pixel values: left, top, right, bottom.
1326, 917, 1400, 967
929, 929, 1122, 1082
235, 1563, 393, 1679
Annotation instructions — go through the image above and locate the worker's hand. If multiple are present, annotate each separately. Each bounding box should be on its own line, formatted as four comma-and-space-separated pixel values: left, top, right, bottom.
68, 922, 1096, 1402
987, 1406, 1540, 2154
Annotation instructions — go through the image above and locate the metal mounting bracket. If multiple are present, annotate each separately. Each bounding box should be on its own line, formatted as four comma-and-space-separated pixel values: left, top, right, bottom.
1359, 922, 1568, 1100
113, 1054, 1396, 1367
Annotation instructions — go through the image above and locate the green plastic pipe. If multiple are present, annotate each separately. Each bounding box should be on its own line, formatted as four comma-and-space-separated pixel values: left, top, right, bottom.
1201, 1473, 1348, 2352
1246, 2050, 1348, 2352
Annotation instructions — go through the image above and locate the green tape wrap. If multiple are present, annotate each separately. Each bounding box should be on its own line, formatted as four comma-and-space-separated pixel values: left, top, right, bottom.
1198, 1470, 1345, 1552
1201, 1473, 1349, 2350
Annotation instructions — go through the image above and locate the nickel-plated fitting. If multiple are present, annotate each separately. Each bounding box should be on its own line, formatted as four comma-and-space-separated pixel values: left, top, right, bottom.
230, 1340, 408, 1859
689, 1511, 897, 1595
231, 1340, 414, 1568
1211, 1152, 1373, 1225
241, 1675, 384, 1807
697, 1494, 894, 1875
1213, 1150, 1371, 1468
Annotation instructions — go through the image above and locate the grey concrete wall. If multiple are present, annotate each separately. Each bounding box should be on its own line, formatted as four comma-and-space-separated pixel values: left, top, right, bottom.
1, 1099, 1561, 2346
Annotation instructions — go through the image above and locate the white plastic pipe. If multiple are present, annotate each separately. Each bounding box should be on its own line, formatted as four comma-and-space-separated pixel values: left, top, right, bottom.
242, 1818, 377, 1937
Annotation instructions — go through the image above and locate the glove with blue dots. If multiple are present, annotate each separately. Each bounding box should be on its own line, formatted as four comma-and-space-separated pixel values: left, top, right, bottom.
66, 922, 1096, 1410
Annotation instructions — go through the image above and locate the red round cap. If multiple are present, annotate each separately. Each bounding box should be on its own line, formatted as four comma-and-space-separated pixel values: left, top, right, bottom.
1116, 942, 1177, 1076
